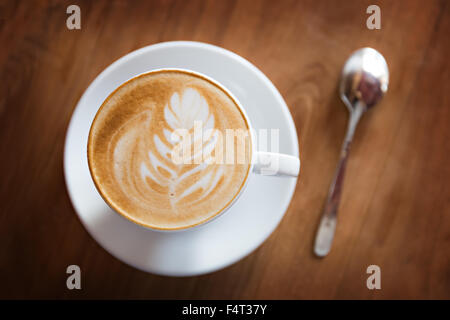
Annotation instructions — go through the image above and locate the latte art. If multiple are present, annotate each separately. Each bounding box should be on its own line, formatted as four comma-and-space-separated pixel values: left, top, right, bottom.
88, 70, 251, 229
115, 88, 223, 210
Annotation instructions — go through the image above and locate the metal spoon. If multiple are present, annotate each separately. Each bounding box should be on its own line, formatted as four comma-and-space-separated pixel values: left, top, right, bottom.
313, 47, 389, 257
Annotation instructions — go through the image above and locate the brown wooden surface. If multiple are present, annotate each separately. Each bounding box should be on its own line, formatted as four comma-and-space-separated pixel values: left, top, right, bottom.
0, 0, 449, 299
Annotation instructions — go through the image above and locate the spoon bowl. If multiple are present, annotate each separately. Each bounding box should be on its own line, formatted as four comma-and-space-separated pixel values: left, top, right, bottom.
340, 47, 389, 112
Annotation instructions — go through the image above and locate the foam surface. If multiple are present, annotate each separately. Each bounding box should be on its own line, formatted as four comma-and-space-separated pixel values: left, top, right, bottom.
88, 70, 251, 229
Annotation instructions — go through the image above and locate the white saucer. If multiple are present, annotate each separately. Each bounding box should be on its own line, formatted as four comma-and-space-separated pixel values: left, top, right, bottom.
64, 41, 299, 276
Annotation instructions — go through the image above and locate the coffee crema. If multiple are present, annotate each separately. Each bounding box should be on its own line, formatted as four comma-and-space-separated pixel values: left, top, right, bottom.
88, 70, 251, 230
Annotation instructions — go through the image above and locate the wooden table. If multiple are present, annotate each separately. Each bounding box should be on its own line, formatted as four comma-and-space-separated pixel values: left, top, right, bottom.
1, 0, 449, 299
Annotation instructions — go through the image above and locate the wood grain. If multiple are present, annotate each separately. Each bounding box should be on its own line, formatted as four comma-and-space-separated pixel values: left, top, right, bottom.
0, 0, 449, 299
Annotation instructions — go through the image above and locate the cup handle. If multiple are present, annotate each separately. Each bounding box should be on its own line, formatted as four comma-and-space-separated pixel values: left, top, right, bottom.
253, 151, 300, 177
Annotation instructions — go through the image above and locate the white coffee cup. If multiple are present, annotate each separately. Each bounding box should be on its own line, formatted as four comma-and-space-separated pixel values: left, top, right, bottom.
88, 68, 300, 231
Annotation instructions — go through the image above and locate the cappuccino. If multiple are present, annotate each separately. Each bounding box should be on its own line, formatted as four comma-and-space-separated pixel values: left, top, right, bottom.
88, 70, 251, 230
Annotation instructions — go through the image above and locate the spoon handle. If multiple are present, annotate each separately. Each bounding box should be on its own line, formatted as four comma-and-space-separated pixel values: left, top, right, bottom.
314, 103, 364, 257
